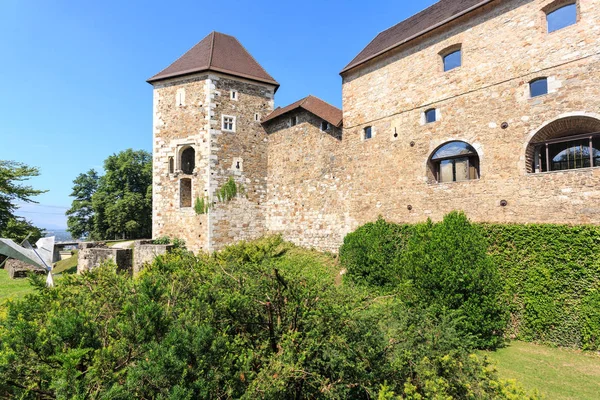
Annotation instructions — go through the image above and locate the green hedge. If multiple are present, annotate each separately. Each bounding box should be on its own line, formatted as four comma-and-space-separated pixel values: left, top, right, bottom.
482, 224, 600, 348
341, 219, 600, 350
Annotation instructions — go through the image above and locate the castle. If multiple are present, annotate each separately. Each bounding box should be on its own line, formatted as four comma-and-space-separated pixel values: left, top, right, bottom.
149, 0, 600, 253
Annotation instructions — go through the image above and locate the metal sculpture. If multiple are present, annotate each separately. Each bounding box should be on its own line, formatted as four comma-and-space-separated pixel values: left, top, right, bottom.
0, 236, 55, 286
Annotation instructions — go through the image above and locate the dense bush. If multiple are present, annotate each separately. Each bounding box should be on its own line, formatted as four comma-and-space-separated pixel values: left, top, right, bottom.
0, 237, 536, 399
401, 213, 508, 349
341, 212, 508, 349
339, 218, 410, 289
341, 216, 600, 350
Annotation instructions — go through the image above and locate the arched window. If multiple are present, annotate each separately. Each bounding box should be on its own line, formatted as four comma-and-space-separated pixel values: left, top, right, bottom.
430, 141, 480, 183
180, 178, 192, 208
546, 3, 577, 33
527, 116, 600, 173
180, 147, 195, 175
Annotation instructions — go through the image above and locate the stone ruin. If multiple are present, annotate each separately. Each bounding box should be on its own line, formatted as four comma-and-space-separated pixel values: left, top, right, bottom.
5, 259, 46, 279
133, 240, 174, 274
77, 240, 174, 275
77, 242, 133, 274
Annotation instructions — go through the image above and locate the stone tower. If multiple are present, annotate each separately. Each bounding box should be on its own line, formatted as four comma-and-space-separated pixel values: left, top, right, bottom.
148, 32, 278, 253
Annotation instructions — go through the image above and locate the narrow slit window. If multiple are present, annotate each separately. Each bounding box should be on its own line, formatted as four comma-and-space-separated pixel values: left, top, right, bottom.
547, 3, 577, 33
230, 90, 238, 100
530, 78, 548, 98
180, 178, 192, 208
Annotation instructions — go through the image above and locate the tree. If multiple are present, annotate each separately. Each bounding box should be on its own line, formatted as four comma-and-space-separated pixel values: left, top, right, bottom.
0, 161, 46, 232
66, 169, 99, 239
91, 149, 152, 240
0, 160, 46, 243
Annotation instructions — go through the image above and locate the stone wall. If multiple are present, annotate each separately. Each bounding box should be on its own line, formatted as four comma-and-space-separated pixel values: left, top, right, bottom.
5, 259, 45, 279
335, 0, 600, 231
152, 71, 275, 252
264, 110, 349, 252
152, 74, 212, 253
151, 0, 600, 254
208, 74, 274, 250
77, 242, 132, 274
133, 240, 173, 274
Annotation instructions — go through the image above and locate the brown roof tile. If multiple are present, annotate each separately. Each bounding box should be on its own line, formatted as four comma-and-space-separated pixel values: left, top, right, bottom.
262, 95, 343, 127
341, 0, 493, 74
148, 32, 279, 87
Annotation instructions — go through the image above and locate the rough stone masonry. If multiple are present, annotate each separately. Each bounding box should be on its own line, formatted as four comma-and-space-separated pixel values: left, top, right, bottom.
149, 0, 600, 254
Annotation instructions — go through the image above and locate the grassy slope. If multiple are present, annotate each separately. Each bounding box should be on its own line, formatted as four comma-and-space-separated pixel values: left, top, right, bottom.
53, 251, 78, 274
485, 341, 600, 400
0, 268, 34, 303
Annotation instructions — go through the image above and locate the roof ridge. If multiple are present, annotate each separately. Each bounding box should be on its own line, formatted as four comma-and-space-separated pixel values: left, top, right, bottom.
149, 32, 212, 80
341, 0, 493, 74
229, 35, 277, 82
207, 31, 216, 67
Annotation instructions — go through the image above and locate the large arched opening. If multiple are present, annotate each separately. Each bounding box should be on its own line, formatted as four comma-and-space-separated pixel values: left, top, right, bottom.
526, 116, 600, 173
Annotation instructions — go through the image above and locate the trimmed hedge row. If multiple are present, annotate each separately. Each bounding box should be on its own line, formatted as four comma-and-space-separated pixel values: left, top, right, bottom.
340, 218, 600, 350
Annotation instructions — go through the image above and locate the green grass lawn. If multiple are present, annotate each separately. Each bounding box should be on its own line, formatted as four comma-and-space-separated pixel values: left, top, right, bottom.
485, 341, 600, 400
0, 268, 34, 303
53, 251, 78, 274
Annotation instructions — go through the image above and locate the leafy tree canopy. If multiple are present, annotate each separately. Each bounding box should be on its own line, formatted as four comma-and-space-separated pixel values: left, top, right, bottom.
0, 160, 46, 233
66, 169, 99, 239
66, 150, 152, 241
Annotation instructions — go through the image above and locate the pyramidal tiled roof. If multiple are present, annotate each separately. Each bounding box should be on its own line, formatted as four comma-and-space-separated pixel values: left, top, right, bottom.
148, 32, 279, 87
341, 0, 493, 74
262, 95, 343, 128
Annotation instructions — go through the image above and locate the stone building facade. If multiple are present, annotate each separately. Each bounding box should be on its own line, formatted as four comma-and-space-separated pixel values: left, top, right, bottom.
150, 0, 600, 253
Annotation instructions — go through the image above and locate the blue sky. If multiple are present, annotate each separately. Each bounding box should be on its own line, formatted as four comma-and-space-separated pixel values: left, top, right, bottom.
0, 0, 436, 229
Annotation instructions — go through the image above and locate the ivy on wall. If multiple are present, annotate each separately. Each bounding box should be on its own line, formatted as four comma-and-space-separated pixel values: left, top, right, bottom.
194, 177, 247, 215
340, 218, 600, 350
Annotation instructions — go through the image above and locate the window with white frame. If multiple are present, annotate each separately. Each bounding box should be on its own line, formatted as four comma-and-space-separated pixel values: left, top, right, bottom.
222, 115, 236, 132
364, 126, 373, 140
230, 90, 238, 100
254, 113, 260, 122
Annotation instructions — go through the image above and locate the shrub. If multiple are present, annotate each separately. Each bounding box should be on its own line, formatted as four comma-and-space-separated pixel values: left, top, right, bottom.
483, 223, 600, 348
339, 218, 410, 289
0, 238, 535, 399
342, 215, 600, 350
401, 212, 509, 349
579, 290, 600, 350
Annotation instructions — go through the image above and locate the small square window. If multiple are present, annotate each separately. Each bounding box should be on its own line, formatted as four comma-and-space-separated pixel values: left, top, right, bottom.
290, 116, 298, 127
321, 121, 330, 131
425, 109, 437, 124
222, 115, 236, 132
364, 126, 372, 140
230, 90, 238, 100
547, 3, 577, 33
443, 49, 462, 72
530, 78, 548, 98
